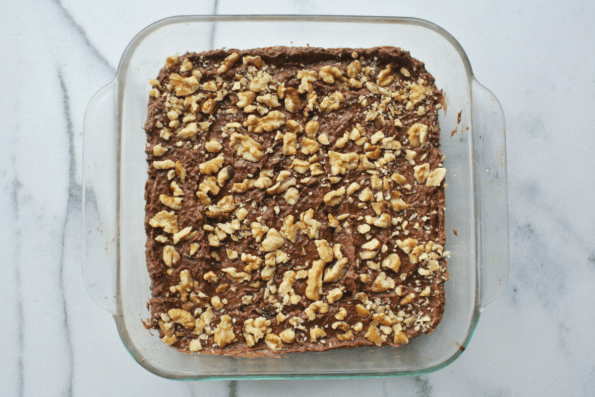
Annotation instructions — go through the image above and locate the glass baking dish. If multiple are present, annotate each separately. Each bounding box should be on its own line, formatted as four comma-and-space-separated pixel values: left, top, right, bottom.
82, 15, 509, 380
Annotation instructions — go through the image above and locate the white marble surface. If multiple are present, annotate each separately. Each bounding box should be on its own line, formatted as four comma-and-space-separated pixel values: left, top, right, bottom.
1, 0, 594, 395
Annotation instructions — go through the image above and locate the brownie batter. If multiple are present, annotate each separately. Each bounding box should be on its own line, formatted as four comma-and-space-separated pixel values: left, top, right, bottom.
143, 46, 449, 356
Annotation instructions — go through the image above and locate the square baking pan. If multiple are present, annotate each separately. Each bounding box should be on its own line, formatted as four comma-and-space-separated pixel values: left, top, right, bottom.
82, 15, 509, 380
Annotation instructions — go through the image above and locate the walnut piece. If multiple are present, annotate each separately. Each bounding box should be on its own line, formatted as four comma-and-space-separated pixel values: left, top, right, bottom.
407, 123, 429, 147
261, 229, 285, 252
244, 317, 270, 347
162, 245, 180, 267
222, 268, 251, 283
320, 91, 345, 113
310, 327, 327, 342
323, 258, 348, 283
217, 52, 240, 74
199, 156, 225, 175
371, 272, 395, 293
318, 65, 343, 84
305, 259, 325, 301
284, 187, 299, 205
426, 168, 446, 187
328, 151, 359, 175
347, 60, 361, 78
169, 74, 199, 96
265, 334, 283, 351
168, 308, 195, 330
257, 93, 281, 107
284, 87, 302, 113
149, 210, 179, 234
237, 91, 256, 108
377, 65, 394, 87
414, 163, 430, 184
230, 132, 264, 162
244, 110, 286, 133
213, 315, 236, 348
323, 186, 345, 206
365, 325, 384, 346
280, 329, 296, 344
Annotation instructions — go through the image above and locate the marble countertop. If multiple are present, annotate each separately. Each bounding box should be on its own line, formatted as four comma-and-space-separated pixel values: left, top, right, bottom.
2, 0, 594, 395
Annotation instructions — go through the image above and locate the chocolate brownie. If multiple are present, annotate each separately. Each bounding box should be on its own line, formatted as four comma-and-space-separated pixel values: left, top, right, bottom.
143, 46, 449, 356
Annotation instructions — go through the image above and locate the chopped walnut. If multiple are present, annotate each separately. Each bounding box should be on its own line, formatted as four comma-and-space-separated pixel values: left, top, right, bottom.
305, 120, 319, 138
328, 151, 359, 175
407, 123, 429, 147
320, 91, 345, 113
153, 144, 167, 156
159, 194, 183, 210
153, 160, 175, 170
391, 173, 407, 185
213, 315, 236, 348
264, 334, 283, 351
323, 186, 345, 207
244, 317, 270, 347
414, 163, 430, 184
278, 270, 297, 297
169, 74, 199, 96
162, 334, 177, 346
205, 140, 222, 153
284, 87, 302, 113
371, 272, 396, 293
165, 54, 179, 69
170, 270, 197, 302
394, 330, 409, 345
172, 226, 192, 244
239, 253, 262, 274
305, 301, 329, 321
282, 132, 297, 155
284, 187, 299, 205
243, 55, 265, 68
261, 228, 285, 252
301, 138, 319, 155
162, 245, 180, 267
230, 132, 264, 162
149, 210, 179, 234
305, 260, 325, 301
365, 325, 384, 347
280, 329, 296, 344
199, 176, 220, 195
217, 52, 240, 74
327, 288, 343, 304
382, 253, 401, 273
266, 177, 296, 195
347, 60, 361, 78
374, 213, 391, 228
244, 110, 286, 133
400, 293, 416, 306
237, 91, 256, 108
323, 258, 348, 283
221, 268, 251, 283
318, 65, 343, 84
280, 215, 299, 243
249, 71, 272, 92
377, 65, 394, 87
315, 240, 334, 262
426, 168, 446, 187
257, 93, 281, 107
354, 305, 370, 319
298, 209, 322, 239
168, 308, 195, 330
199, 156, 225, 175
310, 327, 327, 342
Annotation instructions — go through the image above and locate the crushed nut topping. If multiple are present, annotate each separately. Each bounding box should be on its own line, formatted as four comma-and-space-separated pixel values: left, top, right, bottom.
145, 47, 447, 355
